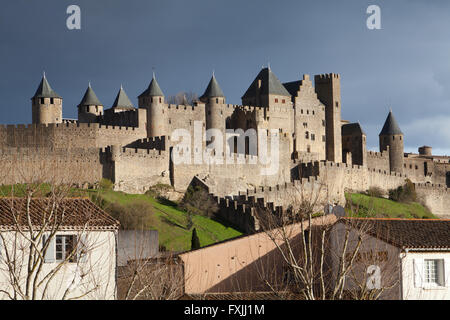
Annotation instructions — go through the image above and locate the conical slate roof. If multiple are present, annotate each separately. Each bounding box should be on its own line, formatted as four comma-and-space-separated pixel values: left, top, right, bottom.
380, 111, 403, 135
32, 74, 61, 99
79, 84, 102, 106
112, 86, 134, 109
138, 74, 164, 98
200, 74, 225, 99
242, 67, 291, 99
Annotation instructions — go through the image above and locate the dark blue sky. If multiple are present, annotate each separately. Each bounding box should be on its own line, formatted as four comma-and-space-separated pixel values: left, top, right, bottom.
1, 0, 449, 154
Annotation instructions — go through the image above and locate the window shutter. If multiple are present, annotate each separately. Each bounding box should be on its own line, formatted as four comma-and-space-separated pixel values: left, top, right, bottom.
43, 234, 55, 263
413, 258, 424, 288
445, 259, 450, 287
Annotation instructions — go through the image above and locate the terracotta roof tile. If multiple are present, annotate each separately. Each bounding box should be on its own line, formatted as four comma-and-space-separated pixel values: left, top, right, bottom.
0, 197, 119, 230
340, 217, 450, 249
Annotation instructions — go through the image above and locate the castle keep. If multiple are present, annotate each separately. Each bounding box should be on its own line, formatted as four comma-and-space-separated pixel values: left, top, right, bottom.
1, 69, 449, 231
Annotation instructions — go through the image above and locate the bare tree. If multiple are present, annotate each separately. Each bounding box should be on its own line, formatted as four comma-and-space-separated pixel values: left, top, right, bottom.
252, 180, 399, 300
0, 157, 117, 300
117, 237, 184, 300
166, 91, 198, 105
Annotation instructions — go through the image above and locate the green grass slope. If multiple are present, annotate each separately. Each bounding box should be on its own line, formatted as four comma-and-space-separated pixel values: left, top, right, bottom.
346, 193, 436, 219
87, 189, 243, 252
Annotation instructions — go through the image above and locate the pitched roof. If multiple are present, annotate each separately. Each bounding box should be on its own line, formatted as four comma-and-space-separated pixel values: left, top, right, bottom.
0, 198, 119, 230
282, 80, 302, 97
342, 123, 366, 136
112, 86, 134, 109
379, 111, 403, 135
138, 74, 164, 98
32, 75, 61, 99
200, 74, 225, 99
242, 67, 291, 99
79, 84, 102, 106
340, 217, 450, 249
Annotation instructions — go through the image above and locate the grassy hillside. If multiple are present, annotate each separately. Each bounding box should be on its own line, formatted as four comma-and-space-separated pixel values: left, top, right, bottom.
88, 189, 242, 252
0, 184, 242, 252
346, 193, 436, 219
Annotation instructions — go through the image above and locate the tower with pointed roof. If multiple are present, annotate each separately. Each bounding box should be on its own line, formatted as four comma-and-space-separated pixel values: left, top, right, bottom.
314, 73, 342, 163
379, 110, 404, 173
241, 67, 291, 108
78, 83, 104, 123
138, 74, 166, 137
111, 85, 135, 112
200, 73, 226, 132
31, 74, 63, 124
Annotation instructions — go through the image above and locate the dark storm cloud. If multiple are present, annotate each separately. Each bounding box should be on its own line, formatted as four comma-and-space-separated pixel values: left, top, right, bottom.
0, 0, 449, 154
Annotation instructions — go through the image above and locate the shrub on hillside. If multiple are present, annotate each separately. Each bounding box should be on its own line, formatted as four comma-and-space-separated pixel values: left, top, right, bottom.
108, 200, 156, 230
367, 186, 385, 198
180, 186, 219, 218
99, 178, 114, 191
388, 179, 417, 203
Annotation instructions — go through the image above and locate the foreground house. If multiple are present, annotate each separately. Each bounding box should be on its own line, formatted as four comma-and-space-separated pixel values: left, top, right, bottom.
330, 218, 450, 300
0, 197, 119, 300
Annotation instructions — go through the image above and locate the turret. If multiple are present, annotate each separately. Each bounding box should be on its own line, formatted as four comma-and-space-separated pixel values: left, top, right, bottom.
200, 73, 226, 131
31, 73, 63, 124
241, 67, 291, 108
78, 83, 103, 123
379, 110, 404, 173
314, 73, 342, 163
111, 85, 135, 112
138, 74, 166, 137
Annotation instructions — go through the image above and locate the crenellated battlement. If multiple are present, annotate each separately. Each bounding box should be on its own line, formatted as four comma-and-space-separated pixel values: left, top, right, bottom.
415, 183, 449, 192
314, 73, 340, 81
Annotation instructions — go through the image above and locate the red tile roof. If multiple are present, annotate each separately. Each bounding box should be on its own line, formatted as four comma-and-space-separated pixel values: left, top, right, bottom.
339, 217, 450, 249
0, 197, 119, 230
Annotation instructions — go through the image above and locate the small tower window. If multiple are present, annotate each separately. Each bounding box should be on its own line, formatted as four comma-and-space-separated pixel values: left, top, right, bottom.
40, 98, 45, 104
216, 98, 219, 103
282, 99, 285, 103
159, 97, 162, 103
50, 98, 54, 104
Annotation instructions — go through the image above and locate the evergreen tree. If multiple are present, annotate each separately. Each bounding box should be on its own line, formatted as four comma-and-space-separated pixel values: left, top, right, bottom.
191, 228, 201, 250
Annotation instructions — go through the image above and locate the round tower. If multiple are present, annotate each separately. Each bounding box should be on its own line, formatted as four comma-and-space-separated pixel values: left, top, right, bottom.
138, 74, 166, 137
31, 73, 63, 124
379, 110, 404, 173
78, 83, 103, 123
200, 73, 226, 131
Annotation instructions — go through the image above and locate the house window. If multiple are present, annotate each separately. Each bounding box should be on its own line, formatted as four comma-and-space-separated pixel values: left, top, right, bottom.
424, 259, 444, 286
322, 135, 326, 142
322, 120, 325, 127
275, 98, 279, 103
55, 235, 77, 262
282, 99, 285, 103
311, 134, 315, 141
305, 131, 309, 139
303, 122, 308, 128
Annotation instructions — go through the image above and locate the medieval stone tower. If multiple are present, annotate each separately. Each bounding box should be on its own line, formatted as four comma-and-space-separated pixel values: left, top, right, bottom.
379, 110, 404, 173
200, 74, 226, 132
138, 74, 166, 137
78, 83, 103, 123
314, 74, 342, 163
31, 74, 63, 124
